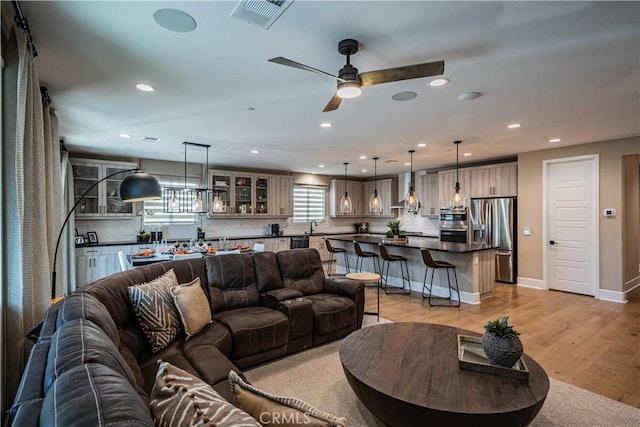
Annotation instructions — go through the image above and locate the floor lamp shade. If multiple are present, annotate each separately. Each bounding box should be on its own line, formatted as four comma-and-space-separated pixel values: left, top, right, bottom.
120, 171, 162, 202
52, 169, 161, 299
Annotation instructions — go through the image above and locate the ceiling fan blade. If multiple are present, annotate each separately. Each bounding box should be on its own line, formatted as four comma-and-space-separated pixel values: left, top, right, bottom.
358, 60, 445, 86
268, 57, 345, 82
322, 94, 343, 112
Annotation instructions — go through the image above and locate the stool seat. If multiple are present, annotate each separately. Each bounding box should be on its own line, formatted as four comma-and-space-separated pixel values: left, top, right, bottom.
353, 241, 381, 275
378, 244, 411, 295
324, 238, 350, 275
420, 248, 460, 307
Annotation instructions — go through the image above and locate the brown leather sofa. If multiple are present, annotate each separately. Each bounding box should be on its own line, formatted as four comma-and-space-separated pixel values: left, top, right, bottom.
9, 248, 364, 426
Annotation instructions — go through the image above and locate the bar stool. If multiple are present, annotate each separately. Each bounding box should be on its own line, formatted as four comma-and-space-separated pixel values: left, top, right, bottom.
378, 244, 411, 294
324, 238, 350, 276
353, 241, 381, 276
420, 248, 460, 307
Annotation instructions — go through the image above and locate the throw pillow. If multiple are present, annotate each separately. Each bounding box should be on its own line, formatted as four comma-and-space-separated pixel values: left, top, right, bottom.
128, 269, 181, 353
150, 360, 260, 427
171, 277, 212, 339
228, 370, 347, 427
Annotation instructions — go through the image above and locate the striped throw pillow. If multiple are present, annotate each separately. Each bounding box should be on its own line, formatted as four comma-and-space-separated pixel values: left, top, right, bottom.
150, 361, 260, 427
128, 269, 181, 353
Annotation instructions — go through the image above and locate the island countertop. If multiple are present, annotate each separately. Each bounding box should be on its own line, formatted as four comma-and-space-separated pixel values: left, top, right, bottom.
328, 234, 495, 254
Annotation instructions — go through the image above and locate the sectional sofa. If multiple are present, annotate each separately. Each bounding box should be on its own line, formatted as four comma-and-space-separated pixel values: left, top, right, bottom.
9, 248, 365, 426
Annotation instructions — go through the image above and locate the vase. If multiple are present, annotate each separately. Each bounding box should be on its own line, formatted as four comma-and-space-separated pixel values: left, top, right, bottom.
481, 332, 523, 368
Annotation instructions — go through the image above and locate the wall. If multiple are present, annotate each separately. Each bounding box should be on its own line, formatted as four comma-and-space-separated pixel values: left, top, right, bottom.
623, 154, 640, 289
517, 137, 639, 294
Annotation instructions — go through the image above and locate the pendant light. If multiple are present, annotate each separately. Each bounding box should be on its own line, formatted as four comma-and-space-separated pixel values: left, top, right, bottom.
405, 150, 419, 214
369, 157, 382, 214
340, 162, 353, 214
450, 140, 466, 208
212, 192, 224, 213
185, 142, 211, 214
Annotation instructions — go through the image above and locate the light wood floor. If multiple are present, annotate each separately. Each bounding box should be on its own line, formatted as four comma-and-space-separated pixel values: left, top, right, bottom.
362, 283, 640, 408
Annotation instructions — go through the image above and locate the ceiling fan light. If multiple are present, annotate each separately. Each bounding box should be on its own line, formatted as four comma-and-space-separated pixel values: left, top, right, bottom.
337, 81, 362, 98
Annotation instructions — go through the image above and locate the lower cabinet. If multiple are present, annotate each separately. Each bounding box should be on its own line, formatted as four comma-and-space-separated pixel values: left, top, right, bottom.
309, 236, 330, 261
75, 246, 122, 287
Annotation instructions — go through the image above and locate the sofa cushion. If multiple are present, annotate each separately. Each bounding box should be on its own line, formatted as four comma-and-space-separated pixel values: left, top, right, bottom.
205, 253, 260, 313
182, 320, 233, 356
45, 319, 138, 393
228, 370, 347, 427
41, 363, 153, 426
303, 294, 356, 336
253, 251, 283, 292
128, 269, 181, 352
150, 361, 260, 427
171, 277, 212, 339
213, 307, 289, 360
277, 249, 325, 295
57, 292, 120, 345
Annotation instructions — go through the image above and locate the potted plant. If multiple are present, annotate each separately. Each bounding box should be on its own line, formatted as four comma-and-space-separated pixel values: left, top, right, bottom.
481, 315, 523, 368
385, 220, 402, 237
137, 229, 151, 243
196, 227, 205, 240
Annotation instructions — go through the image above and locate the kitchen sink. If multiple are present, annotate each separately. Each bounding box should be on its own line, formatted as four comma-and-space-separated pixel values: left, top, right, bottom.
290, 236, 310, 249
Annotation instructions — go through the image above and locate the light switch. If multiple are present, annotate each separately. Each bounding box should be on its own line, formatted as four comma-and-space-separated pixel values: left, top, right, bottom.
523, 227, 532, 236
603, 208, 616, 217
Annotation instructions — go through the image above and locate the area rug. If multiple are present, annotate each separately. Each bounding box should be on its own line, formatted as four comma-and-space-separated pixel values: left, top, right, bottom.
245, 318, 640, 427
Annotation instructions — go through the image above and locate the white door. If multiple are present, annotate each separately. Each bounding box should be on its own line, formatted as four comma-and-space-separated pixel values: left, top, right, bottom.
545, 156, 598, 295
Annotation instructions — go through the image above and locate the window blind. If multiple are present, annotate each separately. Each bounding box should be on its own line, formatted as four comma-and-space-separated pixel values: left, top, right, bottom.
143, 180, 198, 225
293, 185, 326, 223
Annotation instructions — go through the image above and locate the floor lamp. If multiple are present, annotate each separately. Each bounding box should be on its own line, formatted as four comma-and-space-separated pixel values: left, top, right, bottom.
52, 169, 161, 299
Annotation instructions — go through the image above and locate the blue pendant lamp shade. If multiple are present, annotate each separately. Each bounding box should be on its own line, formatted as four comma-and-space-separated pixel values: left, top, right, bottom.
369, 156, 382, 214
450, 140, 466, 208
405, 150, 420, 214
340, 162, 353, 214
120, 171, 162, 202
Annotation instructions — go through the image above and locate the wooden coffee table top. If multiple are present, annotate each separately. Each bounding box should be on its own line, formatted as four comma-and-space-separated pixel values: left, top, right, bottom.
340, 322, 549, 427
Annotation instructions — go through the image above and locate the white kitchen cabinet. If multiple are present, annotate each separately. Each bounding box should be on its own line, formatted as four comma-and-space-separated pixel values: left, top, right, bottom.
419, 172, 439, 217
263, 237, 290, 253
329, 179, 364, 217
270, 175, 293, 217
469, 163, 518, 197
362, 178, 397, 218
438, 169, 470, 208
70, 158, 138, 218
309, 236, 330, 261
75, 246, 122, 287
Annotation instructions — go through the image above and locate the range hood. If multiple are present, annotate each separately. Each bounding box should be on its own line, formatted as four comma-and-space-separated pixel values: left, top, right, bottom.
390, 172, 415, 209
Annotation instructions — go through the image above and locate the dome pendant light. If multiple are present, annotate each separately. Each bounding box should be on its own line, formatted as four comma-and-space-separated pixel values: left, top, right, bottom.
405, 150, 420, 214
450, 140, 466, 208
369, 157, 382, 214
340, 162, 353, 214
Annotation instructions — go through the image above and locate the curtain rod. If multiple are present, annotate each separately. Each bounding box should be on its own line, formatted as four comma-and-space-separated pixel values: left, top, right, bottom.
12, 0, 37, 57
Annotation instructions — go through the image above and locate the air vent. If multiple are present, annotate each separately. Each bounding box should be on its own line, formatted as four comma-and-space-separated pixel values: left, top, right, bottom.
230, 0, 294, 29
141, 137, 160, 143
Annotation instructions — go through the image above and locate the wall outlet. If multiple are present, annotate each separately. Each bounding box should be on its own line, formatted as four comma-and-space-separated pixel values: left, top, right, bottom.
603, 208, 616, 217
523, 227, 532, 236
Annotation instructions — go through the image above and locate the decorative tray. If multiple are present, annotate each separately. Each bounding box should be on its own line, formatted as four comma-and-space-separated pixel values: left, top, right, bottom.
457, 335, 529, 380
381, 237, 409, 245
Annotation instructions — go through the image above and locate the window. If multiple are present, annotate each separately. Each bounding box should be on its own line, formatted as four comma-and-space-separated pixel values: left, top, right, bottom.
293, 185, 326, 223
143, 180, 198, 225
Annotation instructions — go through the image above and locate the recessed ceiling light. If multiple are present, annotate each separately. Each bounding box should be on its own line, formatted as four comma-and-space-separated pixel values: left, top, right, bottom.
119, 134, 132, 139
391, 91, 417, 101
458, 92, 482, 101
417, 143, 426, 147
508, 123, 521, 129
463, 152, 472, 157
318, 164, 325, 168
153, 8, 197, 33
251, 150, 260, 154
361, 169, 367, 172
136, 83, 156, 92
359, 155, 367, 159
404, 162, 411, 166
320, 122, 332, 128
549, 138, 561, 143
429, 78, 449, 87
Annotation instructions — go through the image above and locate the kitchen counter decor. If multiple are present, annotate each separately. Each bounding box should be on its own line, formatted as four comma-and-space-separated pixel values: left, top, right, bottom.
481, 315, 524, 368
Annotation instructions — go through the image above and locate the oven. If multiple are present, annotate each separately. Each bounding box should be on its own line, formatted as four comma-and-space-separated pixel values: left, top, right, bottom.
440, 207, 469, 243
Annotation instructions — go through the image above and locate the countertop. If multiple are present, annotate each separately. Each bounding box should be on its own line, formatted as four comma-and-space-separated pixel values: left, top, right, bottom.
327, 235, 495, 254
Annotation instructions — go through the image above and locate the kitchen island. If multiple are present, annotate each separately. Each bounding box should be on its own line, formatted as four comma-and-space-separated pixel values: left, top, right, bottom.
328, 235, 495, 304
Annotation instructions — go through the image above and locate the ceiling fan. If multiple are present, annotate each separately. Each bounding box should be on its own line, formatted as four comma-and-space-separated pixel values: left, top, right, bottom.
268, 39, 445, 112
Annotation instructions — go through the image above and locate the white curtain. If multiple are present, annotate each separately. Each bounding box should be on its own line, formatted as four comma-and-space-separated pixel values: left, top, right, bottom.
61, 151, 76, 296
1, 25, 62, 413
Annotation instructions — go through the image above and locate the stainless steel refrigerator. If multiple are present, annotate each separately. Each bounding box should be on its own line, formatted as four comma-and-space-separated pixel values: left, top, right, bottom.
469, 198, 517, 283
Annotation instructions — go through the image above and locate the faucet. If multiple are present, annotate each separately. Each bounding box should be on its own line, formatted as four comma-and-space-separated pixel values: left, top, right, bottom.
309, 220, 318, 235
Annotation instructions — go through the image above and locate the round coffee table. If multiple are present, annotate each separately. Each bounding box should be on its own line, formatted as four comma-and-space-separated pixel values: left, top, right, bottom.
340, 323, 549, 427
345, 272, 381, 319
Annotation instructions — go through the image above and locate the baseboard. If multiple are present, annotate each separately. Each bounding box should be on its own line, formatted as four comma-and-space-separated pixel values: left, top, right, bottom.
517, 277, 546, 290
595, 288, 628, 303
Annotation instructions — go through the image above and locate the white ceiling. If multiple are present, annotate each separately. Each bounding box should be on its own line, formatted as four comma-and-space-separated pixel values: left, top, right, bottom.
20, 1, 640, 177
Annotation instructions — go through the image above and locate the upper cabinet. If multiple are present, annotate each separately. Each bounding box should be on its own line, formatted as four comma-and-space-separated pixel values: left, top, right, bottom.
208, 169, 292, 217
362, 178, 397, 218
70, 158, 138, 218
419, 172, 439, 217
438, 168, 471, 209
329, 179, 364, 217
469, 163, 518, 198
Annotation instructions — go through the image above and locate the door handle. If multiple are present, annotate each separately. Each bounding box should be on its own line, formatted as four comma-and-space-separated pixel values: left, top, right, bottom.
549, 240, 556, 245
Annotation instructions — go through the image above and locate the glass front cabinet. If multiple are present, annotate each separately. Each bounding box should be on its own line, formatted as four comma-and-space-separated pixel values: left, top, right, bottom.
70, 158, 138, 218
